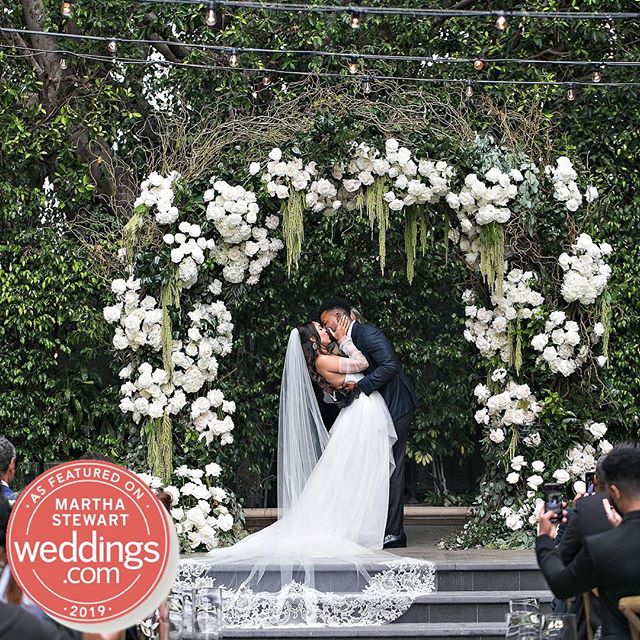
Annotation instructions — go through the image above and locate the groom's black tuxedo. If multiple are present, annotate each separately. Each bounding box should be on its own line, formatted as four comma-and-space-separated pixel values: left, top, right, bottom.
350, 322, 418, 422
350, 322, 418, 537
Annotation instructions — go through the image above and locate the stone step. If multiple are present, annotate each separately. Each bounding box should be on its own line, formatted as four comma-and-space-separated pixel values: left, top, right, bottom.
244, 506, 472, 530
394, 589, 552, 623
198, 559, 548, 593
436, 561, 548, 592
223, 622, 506, 639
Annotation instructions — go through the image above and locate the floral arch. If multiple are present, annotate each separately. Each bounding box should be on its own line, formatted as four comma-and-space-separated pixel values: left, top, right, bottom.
103, 93, 613, 551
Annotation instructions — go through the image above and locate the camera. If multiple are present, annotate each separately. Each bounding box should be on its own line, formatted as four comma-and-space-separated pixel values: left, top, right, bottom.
543, 482, 563, 524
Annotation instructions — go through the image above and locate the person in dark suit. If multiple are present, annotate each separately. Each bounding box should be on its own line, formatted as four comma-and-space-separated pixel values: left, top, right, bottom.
319, 297, 418, 548
536, 444, 640, 640
0, 437, 18, 502
557, 458, 613, 639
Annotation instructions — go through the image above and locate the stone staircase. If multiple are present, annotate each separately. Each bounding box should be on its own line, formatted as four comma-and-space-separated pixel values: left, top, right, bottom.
216, 558, 551, 639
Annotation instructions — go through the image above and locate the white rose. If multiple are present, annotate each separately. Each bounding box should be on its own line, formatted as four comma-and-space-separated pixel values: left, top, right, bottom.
587, 421, 607, 439
506, 472, 520, 484
505, 513, 524, 531
249, 162, 261, 175
532, 460, 545, 473
573, 480, 587, 495
526, 475, 544, 490
552, 469, 571, 484
268, 148, 282, 162
489, 428, 506, 444
205, 462, 222, 477
599, 439, 613, 454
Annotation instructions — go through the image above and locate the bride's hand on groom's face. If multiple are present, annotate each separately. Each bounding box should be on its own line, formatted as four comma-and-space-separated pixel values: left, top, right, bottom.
330, 315, 351, 342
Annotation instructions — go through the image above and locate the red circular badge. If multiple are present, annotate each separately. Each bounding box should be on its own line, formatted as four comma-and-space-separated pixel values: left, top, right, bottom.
7, 461, 179, 633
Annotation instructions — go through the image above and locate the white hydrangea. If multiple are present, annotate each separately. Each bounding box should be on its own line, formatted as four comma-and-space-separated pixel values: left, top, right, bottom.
559, 233, 612, 305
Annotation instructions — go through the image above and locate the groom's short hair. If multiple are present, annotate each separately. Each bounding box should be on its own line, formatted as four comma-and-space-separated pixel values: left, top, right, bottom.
318, 297, 352, 317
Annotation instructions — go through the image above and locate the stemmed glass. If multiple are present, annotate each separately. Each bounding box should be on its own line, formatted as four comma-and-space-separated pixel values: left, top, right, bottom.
192, 586, 223, 639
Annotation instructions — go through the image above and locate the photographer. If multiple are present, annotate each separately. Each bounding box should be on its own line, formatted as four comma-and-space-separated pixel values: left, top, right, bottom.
536, 444, 640, 640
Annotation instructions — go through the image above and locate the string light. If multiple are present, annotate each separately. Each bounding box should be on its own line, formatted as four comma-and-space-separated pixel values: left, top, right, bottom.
363, 76, 371, 94
465, 81, 474, 97
60, 56, 68, 69
229, 47, 239, 67
473, 58, 485, 71
206, 1, 218, 27
348, 55, 359, 74
350, 10, 362, 28
61, 1, 73, 17
107, 39, 117, 54
592, 66, 603, 83
566, 84, 576, 101
262, 73, 272, 85
496, 12, 508, 30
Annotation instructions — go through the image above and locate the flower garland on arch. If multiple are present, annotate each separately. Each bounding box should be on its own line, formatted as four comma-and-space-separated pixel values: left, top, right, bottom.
104, 135, 613, 547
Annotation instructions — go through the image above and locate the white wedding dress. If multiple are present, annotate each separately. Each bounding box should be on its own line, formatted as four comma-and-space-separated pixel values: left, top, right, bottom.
175, 330, 435, 628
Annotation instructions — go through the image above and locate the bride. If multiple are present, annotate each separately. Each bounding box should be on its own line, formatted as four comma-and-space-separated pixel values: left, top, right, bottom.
177, 317, 435, 627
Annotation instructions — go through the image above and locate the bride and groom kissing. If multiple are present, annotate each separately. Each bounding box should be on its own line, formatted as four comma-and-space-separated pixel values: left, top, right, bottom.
198, 296, 424, 624
207, 296, 417, 564
301, 297, 418, 549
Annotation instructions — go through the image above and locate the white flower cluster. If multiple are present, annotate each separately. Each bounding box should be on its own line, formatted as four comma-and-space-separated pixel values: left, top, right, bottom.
559, 233, 612, 305
545, 157, 598, 212
138, 465, 235, 552
105, 277, 162, 352
531, 311, 587, 377
134, 171, 181, 224
462, 269, 544, 362
190, 388, 236, 446
499, 492, 545, 531
306, 178, 340, 215
474, 377, 540, 445
164, 222, 215, 289
170, 300, 234, 397
259, 148, 318, 198
205, 179, 284, 285
447, 165, 521, 226
118, 362, 187, 423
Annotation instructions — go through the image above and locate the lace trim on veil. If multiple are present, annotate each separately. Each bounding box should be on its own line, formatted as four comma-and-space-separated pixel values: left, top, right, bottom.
175, 558, 436, 628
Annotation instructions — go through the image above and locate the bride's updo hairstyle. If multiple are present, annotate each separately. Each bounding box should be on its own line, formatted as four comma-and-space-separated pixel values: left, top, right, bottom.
297, 322, 332, 391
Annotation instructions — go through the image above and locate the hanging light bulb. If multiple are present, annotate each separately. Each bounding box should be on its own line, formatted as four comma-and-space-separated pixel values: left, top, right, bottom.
592, 67, 603, 83
566, 85, 576, 101
465, 81, 474, 98
61, 1, 73, 17
473, 58, 485, 71
496, 12, 508, 31
60, 56, 68, 69
350, 11, 362, 29
107, 39, 117, 54
205, 1, 217, 27
363, 77, 371, 94
229, 48, 239, 67
348, 56, 359, 74
262, 74, 272, 86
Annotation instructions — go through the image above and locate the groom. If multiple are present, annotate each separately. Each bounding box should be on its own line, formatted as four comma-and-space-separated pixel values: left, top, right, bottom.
319, 297, 418, 549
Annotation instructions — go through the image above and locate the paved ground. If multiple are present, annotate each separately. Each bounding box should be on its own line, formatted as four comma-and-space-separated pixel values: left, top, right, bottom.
182, 525, 537, 564
384, 525, 536, 563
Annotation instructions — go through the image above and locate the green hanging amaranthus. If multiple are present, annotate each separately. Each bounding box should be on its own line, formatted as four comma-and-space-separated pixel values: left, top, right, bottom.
282, 190, 305, 274
122, 205, 147, 265
478, 221, 506, 298
508, 317, 523, 375
600, 294, 611, 360
404, 209, 418, 284
363, 177, 390, 274
146, 273, 181, 483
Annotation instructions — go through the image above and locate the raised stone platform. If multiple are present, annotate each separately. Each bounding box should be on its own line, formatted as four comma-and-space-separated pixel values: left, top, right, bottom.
181, 523, 551, 639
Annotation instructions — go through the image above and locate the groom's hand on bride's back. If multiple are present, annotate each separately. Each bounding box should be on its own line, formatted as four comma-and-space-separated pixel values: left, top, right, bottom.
342, 381, 358, 392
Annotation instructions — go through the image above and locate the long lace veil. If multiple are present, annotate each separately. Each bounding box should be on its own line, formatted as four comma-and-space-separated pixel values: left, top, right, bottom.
277, 328, 330, 516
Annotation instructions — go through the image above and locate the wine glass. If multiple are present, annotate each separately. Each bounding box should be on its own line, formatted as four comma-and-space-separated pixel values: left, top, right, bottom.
192, 586, 223, 639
